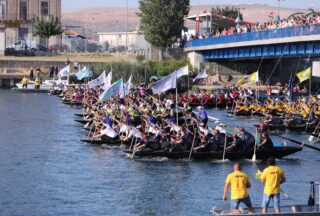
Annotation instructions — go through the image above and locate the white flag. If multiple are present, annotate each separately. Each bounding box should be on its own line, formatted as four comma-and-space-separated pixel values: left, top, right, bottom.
103, 71, 113, 90
122, 74, 132, 97
58, 65, 70, 77
176, 65, 189, 78
88, 71, 108, 89
312, 61, 320, 77
193, 69, 208, 82
151, 71, 177, 95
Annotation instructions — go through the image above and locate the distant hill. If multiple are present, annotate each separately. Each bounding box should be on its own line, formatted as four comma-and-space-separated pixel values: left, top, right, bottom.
61, 4, 314, 39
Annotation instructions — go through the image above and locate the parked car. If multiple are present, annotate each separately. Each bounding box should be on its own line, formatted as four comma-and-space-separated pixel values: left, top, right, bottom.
7, 40, 38, 51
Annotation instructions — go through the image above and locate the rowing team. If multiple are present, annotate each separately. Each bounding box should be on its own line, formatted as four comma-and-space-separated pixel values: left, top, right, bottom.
233, 96, 320, 119
60, 85, 275, 153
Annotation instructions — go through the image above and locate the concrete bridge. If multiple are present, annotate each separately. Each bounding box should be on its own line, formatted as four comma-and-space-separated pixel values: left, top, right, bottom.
185, 24, 320, 84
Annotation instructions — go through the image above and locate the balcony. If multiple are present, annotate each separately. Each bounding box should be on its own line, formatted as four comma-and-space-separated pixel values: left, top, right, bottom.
185, 24, 320, 49
0, 13, 37, 23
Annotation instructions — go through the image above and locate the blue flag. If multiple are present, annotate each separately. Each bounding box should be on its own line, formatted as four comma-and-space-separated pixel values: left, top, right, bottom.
76, 66, 92, 80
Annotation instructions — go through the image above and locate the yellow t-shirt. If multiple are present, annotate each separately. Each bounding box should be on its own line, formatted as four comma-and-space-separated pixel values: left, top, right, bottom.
261, 165, 285, 195
22, 78, 29, 85
35, 79, 41, 85
226, 171, 249, 200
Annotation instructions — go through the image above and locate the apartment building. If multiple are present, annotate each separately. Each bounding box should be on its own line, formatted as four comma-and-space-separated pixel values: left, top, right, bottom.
0, 0, 61, 53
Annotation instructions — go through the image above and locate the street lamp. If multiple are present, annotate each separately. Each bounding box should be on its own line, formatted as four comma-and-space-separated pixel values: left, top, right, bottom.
276, 0, 285, 22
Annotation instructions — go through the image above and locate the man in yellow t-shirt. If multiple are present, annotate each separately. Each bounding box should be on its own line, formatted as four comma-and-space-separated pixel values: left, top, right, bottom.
35, 79, 41, 89
22, 76, 29, 88
223, 163, 253, 214
261, 157, 286, 214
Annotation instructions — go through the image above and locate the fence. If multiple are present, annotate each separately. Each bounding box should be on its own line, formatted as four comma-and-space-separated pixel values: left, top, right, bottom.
186, 24, 320, 48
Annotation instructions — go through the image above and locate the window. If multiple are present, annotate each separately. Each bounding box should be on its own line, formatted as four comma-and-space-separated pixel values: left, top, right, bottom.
19, 0, 27, 20
18, 28, 28, 40
0, 0, 6, 20
40, 1, 49, 17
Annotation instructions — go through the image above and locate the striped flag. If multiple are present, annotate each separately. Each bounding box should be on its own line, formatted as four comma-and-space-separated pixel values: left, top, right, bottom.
99, 79, 123, 102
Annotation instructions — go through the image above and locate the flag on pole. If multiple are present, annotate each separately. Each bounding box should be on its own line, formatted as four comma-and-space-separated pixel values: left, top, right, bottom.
296, 67, 311, 83
312, 62, 320, 77
103, 71, 113, 90
193, 69, 208, 82
76, 66, 92, 80
123, 74, 132, 97
99, 79, 123, 102
238, 71, 259, 85
175, 65, 189, 78
88, 71, 106, 88
151, 71, 177, 95
58, 65, 70, 77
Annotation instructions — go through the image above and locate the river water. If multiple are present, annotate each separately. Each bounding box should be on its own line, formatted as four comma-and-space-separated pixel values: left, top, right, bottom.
0, 89, 319, 216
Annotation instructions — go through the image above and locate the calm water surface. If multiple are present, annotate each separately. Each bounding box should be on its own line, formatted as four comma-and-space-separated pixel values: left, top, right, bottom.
0, 89, 319, 216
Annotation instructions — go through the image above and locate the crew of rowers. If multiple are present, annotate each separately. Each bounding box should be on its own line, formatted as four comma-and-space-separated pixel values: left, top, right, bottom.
60, 84, 275, 153
233, 96, 320, 127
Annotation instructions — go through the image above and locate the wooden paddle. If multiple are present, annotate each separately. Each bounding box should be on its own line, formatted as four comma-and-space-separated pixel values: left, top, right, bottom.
273, 134, 320, 152
188, 127, 198, 161
251, 128, 258, 162
222, 132, 228, 162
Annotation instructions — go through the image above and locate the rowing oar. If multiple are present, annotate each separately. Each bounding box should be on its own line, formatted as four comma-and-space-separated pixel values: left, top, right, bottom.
251, 128, 258, 162
308, 121, 320, 142
188, 127, 198, 161
273, 134, 320, 152
222, 131, 228, 162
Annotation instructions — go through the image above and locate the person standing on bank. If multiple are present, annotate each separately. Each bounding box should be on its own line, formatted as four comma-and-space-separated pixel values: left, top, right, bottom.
54, 65, 59, 78
260, 157, 286, 214
29, 67, 34, 81
49, 65, 54, 78
223, 163, 253, 214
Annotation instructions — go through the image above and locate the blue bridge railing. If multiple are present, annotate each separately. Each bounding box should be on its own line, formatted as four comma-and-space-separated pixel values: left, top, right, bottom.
185, 24, 320, 48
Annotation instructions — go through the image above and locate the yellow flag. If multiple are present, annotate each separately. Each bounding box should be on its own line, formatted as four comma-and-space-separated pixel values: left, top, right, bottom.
296, 67, 311, 83
237, 71, 259, 86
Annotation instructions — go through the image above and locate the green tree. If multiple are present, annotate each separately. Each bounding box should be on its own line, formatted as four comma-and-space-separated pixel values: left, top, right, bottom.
211, 6, 243, 33
211, 6, 243, 20
138, 0, 190, 47
34, 16, 63, 47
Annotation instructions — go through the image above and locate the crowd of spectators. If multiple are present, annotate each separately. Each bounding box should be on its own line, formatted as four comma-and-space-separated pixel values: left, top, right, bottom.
184, 12, 320, 42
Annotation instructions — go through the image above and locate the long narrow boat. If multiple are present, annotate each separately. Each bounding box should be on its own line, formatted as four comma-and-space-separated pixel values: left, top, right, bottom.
124, 146, 302, 160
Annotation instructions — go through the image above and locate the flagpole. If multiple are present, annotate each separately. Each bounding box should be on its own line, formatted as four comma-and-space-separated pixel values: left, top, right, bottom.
176, 72, 179, 126
187, 67, 190, 104
309, 71, 312, 96
176, 84, 179, 126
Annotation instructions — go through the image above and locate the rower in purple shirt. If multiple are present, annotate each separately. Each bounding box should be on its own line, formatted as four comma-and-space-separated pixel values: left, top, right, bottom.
197, 106, 208, 127
103, 114, 112, 128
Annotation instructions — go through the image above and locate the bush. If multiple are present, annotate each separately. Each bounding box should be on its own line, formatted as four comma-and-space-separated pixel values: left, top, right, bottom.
90, 58, 196, 84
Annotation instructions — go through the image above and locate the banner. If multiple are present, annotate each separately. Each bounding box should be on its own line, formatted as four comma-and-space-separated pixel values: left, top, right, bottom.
312, 61, 320, 77
296, 67, 311, 83
76, 66, 92, 80
151, 71, 177, 95
193, 69, 208, 82
99, 79, 123, 102
88, 71, 110, 89
58, 65, 70, 77
238, 71, 259, 85
175, 65, 189, 78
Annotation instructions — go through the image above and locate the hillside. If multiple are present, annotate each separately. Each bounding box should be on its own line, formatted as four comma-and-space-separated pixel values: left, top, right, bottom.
61, 4, 314, 38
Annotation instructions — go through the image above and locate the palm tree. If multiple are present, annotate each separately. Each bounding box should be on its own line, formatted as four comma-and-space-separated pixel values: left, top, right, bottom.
34, 16, 63, 47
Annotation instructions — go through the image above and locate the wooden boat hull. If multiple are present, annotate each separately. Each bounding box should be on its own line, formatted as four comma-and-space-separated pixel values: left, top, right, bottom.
80, 136, 121, 145
124, 147, 302, 160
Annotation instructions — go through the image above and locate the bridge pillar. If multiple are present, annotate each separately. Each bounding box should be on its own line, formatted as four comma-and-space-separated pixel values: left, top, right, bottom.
187, 51, 204, 69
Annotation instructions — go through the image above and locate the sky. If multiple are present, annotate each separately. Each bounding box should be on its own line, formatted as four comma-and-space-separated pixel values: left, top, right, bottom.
62, 0, 320, 10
